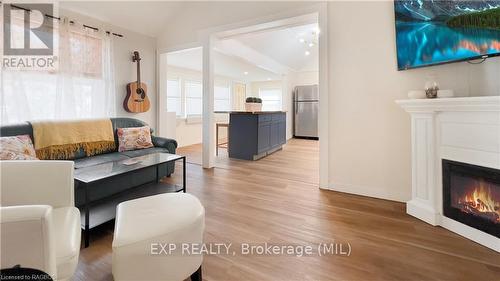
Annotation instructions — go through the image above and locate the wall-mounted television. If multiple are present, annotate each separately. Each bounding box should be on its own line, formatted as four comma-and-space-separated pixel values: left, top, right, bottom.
394, 0, 500, 70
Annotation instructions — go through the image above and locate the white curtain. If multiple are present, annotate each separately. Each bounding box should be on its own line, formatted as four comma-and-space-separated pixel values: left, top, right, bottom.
1, 18, 116, 124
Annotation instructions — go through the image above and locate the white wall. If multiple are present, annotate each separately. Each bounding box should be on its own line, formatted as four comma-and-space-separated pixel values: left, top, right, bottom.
291, 71, 318, 86
175, 120, 202, 148
249, 80, 283, 97
62, 9, 158, 130
327, 1, 500, 202
156, 1, 500, 202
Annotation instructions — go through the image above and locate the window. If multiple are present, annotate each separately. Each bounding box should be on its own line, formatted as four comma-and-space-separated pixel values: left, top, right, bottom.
164, 76, 235, 118
166, 79, 182, 116
259, 88, 282, 111
1, 20, 115, 124
214, 85, 231, 111
185, 81, 203, 116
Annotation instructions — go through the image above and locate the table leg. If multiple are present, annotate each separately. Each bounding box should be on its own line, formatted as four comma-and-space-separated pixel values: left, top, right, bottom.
156, 164, 160, 183
84, 184, 90, 248
84, 210, 89, 247
216, 124, 219, 156
183, 157, 186, 193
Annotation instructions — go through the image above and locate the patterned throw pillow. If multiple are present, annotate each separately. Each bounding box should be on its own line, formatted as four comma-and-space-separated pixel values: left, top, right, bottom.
117, 126, 154, 152
0, 135, 38, 160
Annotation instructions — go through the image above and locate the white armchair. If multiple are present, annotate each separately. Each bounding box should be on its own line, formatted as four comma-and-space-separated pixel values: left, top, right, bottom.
1, 161, 81, 281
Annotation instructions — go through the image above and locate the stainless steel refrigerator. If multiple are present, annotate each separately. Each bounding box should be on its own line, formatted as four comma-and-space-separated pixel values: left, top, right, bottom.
293, 85, 319, 139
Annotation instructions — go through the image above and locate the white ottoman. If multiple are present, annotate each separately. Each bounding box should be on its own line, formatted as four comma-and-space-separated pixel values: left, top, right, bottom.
112, 193, 205, 281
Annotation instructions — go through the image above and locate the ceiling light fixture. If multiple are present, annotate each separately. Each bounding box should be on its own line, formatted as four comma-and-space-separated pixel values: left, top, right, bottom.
308, 43, 314, 47
305, 51, 310, 56
267, 78, 272, 81
244, 71, 249, 75
299, 38, 305, 43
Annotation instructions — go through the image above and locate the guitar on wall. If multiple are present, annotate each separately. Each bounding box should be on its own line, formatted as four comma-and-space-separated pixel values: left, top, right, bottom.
124, 51, 151, 113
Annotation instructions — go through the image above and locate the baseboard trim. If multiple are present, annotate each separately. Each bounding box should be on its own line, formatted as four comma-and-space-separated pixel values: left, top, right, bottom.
323, 182, 406, 203
440, 216, 500, 253
406, 199, 439, 226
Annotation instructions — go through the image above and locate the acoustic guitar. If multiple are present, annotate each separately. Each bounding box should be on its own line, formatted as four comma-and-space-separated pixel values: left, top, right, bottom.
124, 51, 150, 113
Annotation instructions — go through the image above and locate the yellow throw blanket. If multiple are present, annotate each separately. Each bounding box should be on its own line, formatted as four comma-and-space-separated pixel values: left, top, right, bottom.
32, 119, 116, 160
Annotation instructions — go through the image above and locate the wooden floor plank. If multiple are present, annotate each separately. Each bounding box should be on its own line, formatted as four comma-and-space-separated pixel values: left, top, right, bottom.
75, 139, 500, 281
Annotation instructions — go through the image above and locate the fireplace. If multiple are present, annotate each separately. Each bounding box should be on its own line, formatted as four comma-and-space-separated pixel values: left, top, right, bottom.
442, 160, 500, 238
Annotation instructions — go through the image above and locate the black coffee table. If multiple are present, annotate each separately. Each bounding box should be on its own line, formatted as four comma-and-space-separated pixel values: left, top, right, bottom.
74, 152, 186, 247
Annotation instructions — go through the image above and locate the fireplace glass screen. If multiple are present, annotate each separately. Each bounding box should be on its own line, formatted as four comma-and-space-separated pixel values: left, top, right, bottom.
442, 160, 500, 238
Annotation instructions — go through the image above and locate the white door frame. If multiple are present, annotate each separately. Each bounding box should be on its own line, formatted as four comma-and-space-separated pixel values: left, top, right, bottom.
156, 42, 203, 138
158, 3, 329, 188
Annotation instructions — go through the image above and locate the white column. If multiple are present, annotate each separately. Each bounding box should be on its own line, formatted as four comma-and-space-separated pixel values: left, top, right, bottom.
202, 36, 215, 168
318, 5, 329, 189
407, 111, 439, 225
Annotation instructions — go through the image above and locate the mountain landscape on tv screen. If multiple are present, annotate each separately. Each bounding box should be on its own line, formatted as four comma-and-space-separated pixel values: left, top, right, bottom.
394, 0, 500, 70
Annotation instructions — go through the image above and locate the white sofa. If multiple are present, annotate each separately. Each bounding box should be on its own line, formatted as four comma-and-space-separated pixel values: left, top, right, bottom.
0, 161, 81, 281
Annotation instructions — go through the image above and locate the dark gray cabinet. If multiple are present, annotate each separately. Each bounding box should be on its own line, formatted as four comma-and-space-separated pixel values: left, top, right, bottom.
258, 123, 271, 154
228, 112, 286, 160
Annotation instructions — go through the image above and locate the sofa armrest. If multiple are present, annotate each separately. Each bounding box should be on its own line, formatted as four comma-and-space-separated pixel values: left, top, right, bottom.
0, 205, 57, 279
0, 161, 75, 208
152, 136, 178, 153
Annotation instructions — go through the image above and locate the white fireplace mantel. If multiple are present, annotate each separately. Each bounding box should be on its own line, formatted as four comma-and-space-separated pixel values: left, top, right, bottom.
396, 96, 500, 252
397, 96, 500, 112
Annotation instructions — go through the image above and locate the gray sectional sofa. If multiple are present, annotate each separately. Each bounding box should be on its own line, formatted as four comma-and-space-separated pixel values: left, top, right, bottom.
0, 118, 178, 207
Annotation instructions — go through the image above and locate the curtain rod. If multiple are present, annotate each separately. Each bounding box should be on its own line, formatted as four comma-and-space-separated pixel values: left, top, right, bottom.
8, 4, 124, 38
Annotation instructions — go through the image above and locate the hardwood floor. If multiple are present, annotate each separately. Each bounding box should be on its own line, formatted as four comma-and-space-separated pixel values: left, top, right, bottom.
76, 139, 500, 281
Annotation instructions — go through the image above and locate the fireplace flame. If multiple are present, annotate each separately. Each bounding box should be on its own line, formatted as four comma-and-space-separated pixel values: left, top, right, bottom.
457, 182, 500, 223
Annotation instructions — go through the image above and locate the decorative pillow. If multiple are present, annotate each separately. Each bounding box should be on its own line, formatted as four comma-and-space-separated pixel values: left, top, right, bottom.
117, 126, 154, 152
0, 135, 38, 160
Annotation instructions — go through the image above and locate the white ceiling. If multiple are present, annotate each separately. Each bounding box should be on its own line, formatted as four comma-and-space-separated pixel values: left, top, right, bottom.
60, 2, 319, 74
166, 47, 282, 82
233, 23, 319, 72
214, 39, 291, 76
60, 1, 184, 37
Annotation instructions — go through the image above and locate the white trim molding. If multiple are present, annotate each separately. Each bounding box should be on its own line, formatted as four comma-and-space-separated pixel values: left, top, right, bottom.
396, 96, 500, 113
396, 96, 500, 252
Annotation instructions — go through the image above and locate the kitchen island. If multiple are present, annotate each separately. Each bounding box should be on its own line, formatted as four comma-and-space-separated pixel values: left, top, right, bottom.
221, 111, 286, 160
